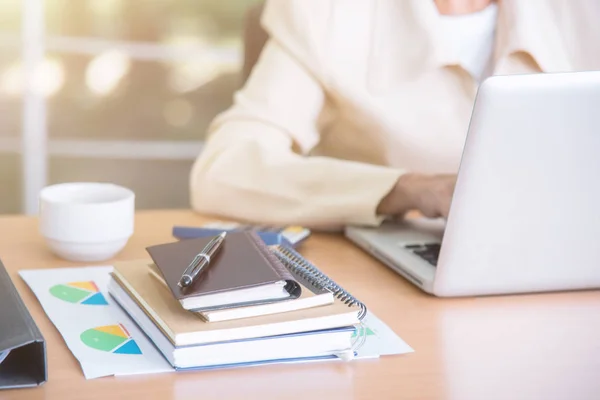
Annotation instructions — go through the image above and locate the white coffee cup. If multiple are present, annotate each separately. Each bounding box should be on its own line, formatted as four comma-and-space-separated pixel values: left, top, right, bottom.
39, 182, 135, 262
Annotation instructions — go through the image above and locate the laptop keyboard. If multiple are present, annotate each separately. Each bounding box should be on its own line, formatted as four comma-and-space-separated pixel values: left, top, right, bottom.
404, 243, 441, 266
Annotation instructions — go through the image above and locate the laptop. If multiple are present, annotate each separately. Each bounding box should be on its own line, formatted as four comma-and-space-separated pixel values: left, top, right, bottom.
345, 71, 600, 297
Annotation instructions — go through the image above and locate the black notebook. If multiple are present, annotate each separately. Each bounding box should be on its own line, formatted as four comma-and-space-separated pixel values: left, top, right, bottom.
0, 259, 47, 390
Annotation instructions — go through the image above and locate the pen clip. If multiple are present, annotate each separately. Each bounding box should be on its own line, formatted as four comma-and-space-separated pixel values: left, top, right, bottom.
188, 253, 208, 274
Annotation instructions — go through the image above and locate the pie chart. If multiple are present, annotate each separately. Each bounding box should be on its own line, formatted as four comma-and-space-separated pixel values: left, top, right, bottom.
80, 324, 142, 355
49, 281, 108, 305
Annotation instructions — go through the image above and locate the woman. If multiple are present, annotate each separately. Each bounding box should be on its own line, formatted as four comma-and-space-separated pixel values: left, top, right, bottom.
190, 0, 599, 229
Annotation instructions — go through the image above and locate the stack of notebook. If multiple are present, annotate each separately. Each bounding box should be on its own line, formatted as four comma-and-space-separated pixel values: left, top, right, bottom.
108, 231, 367, 370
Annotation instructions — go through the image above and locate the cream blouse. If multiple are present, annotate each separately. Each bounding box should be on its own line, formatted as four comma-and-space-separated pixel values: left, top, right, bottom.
190, 0, 600, 229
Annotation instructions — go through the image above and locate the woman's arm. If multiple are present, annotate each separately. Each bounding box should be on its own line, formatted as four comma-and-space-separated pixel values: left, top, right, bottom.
190, 42, 402, 228
190, 1, 403, 228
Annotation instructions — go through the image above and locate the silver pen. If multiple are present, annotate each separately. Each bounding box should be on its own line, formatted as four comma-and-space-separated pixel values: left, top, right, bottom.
178, 231, 227, 288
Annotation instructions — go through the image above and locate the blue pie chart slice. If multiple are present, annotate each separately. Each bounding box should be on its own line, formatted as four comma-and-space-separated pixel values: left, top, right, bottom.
81, 292, 109, 305
114, 339, 142, 355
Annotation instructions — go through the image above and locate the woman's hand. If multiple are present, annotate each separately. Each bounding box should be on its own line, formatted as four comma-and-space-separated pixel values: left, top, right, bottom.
377, 173, 457, 219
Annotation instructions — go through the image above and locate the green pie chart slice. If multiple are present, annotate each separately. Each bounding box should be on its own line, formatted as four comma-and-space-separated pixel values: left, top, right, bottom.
50, 284, 91, 303
80, 328, 127, 352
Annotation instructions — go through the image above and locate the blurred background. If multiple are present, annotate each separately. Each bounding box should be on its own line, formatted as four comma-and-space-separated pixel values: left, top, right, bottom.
0, 0, 263, 214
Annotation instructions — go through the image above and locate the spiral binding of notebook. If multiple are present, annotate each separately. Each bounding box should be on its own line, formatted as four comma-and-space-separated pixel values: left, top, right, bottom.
270, 245, 369, 360
270, 245, 368, 320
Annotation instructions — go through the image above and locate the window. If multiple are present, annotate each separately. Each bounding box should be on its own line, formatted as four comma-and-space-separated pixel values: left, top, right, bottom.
0, 0, 261, 214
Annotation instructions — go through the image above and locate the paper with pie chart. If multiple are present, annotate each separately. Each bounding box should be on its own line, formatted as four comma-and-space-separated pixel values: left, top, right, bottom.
19, 266, 172, 379
18, 266, 411, 379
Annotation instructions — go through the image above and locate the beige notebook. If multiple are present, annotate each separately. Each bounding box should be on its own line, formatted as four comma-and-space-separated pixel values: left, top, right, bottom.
147, 263, 334, 322
111, 260, 360, 347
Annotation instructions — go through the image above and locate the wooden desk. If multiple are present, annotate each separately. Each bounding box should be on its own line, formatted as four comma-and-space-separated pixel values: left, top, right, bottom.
1, 210, 599, 400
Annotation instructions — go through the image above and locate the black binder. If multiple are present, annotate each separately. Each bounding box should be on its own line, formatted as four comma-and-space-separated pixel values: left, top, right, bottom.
0, 259, 47, 389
